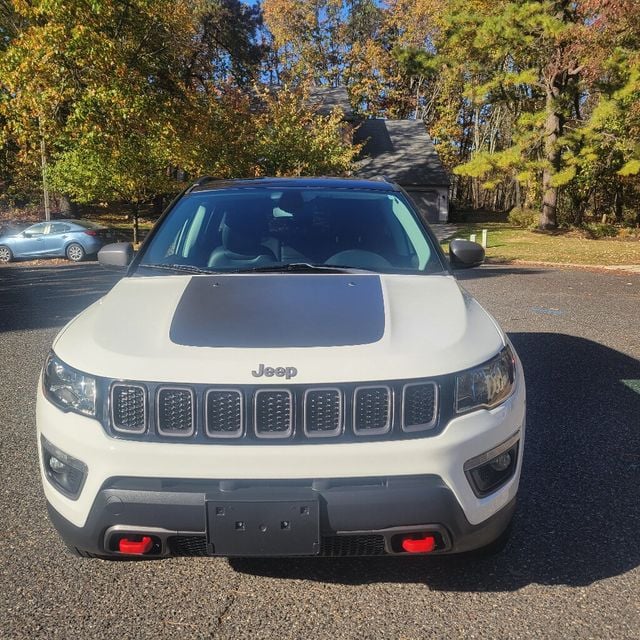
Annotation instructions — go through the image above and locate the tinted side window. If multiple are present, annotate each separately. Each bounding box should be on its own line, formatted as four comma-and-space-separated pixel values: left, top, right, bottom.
49, 223, 71, 234
26, 223, 47, 235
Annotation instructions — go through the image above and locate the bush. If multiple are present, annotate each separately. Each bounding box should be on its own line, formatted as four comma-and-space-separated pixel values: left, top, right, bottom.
583, 223, 618, 239
508, 207, 538, 228
614, 227, 640, 240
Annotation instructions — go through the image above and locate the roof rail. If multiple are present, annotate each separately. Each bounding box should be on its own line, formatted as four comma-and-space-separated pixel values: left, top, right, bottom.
186, 175, 221, 192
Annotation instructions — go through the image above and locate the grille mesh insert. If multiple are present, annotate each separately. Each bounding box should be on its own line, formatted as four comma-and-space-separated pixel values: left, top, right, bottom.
305, 389, 342, 435
254, 390, 292, 437
168, 535, 387, 557
354, 387, 391, 434
157, 388, 194, 435
169, 536, 209, 556
321, 535, 387, 557
403, 383, 437, 430
111, 385, 146, 432
206, 390, 243, 437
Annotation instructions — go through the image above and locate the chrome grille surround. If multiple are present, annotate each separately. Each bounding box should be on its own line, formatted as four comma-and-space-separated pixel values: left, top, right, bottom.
205, 389, 243, 438
110, 384, 147, 434
303, 388, 343, 437
156, 387, 195, 437
353, 385, 392, 435
401, 382, 438, 432
254, 389, 293, 438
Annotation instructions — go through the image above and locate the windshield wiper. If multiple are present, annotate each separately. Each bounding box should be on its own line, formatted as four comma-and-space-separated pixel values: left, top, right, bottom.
137, 263, 216, 275
232, 262, 375, 274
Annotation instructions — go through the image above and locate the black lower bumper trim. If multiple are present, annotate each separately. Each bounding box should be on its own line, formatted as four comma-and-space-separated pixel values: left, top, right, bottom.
46, 475, 516, 557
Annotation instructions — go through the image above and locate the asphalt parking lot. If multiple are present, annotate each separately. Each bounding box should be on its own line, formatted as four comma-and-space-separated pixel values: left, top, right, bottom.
0, 263, 639, 639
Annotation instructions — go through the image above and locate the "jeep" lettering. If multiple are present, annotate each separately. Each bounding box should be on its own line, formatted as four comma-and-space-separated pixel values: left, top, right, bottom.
251, 364, 298, 379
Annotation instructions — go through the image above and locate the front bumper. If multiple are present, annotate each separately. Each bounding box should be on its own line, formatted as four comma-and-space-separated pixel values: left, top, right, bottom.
47, 475, 517, 557
37, 359, 525, 557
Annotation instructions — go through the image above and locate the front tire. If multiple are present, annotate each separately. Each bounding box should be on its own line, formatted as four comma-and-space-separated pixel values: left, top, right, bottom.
0, 245, 13, 263
66, 242, 85, 262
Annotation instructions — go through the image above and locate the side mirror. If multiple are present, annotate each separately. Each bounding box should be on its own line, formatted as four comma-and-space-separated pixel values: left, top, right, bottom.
23, 232, 33, 238
449, 239, 485, 269
98, 242, 134, 270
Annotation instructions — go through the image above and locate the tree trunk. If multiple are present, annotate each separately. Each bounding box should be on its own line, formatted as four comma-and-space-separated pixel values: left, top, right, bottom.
614, 184, 624, 222
540, 90, 563, 230
58, 194, 78, 218
132, 205, 139, 245
152, 194, 164, 215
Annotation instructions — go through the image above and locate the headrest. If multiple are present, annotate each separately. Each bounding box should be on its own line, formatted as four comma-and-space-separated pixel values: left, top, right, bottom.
220, 204, 269, 254
278, 190, 305, 215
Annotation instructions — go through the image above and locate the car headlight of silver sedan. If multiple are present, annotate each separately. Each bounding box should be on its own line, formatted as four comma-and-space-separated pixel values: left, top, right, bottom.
455, 346, 516, 413
43, 353, 96, 417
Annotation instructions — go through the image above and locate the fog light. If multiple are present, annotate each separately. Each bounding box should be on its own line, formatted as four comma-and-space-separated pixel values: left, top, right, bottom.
48, 456, 67, 473
41, 436, 88, 499
489, 452, 512, 472
464, 436, 519, 498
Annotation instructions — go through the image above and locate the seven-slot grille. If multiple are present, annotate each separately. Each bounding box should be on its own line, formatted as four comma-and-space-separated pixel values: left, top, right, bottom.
107, 381, 440, 441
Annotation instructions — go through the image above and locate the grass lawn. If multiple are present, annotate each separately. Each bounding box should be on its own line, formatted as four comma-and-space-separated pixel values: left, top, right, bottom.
441, 223, 640, 266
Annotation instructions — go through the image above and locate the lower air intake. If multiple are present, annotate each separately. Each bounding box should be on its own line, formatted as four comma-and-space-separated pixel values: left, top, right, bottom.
320, 535, 387, 557
169, 536, 209, 556
168, 535, 388, 557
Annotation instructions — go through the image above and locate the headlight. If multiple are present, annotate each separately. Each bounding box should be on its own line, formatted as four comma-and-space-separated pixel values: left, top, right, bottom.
43, 353, 96, 417
455, 346, 515, 413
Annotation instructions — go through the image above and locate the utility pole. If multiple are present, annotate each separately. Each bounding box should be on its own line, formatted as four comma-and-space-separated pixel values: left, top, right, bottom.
39, 119, 51, 221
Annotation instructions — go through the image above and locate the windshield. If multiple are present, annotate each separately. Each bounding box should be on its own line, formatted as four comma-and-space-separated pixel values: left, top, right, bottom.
138, 187, 445, 274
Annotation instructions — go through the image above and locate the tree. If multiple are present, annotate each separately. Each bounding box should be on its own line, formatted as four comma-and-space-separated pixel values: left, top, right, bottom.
427, 1, 588, 228
172, 84, 357, 179
0, 0, 267, 234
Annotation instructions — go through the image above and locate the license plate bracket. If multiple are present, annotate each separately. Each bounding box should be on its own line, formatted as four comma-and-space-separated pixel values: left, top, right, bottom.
206, 494, 320, 556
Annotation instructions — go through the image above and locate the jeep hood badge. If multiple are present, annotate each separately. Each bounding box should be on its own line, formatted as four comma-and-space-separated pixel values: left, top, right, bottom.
252, 364, 298, 379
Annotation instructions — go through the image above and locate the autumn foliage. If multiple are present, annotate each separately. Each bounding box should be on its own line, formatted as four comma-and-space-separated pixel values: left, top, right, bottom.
1, 0, 640, 229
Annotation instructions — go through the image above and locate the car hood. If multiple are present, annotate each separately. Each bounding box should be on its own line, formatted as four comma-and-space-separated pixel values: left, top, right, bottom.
54, 273, 505, 383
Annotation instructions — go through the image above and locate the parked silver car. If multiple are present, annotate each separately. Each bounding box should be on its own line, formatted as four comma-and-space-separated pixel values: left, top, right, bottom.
0, 219, 116, 263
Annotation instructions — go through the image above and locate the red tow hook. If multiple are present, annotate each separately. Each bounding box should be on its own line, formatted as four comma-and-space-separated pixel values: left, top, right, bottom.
401, 535, 436, 554
118, 535, 154, 555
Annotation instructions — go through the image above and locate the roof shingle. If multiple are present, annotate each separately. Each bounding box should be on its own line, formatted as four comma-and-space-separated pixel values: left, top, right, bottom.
354, 119, 450, 186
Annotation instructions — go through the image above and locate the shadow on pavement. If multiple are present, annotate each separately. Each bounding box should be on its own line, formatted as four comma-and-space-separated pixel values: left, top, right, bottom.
0, 264, 121, 333
230, 333, 640, 591
455, 265, 548, 280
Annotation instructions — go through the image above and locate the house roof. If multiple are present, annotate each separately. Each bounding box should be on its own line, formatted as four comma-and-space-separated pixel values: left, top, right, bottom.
354, 119, 450, 187
307, 86, 355, 119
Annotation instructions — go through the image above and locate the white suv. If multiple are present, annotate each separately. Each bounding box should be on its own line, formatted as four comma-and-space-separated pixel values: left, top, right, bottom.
37, 177, 525, 559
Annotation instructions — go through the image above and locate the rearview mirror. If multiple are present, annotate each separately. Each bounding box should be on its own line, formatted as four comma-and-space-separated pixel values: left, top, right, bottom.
98, 242, 134, 270
449, 239, 485, 269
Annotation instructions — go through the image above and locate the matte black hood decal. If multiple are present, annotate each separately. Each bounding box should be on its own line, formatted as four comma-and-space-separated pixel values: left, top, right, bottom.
169, 275, 385, 348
